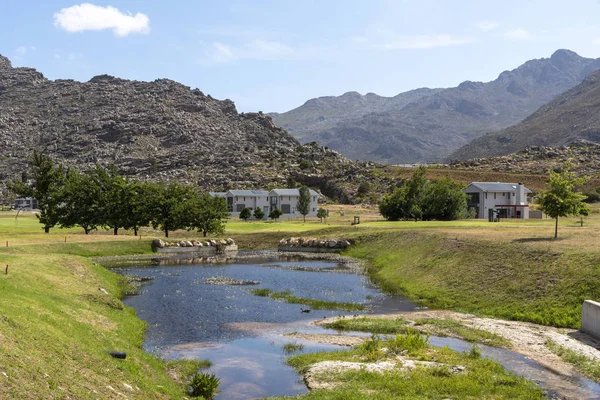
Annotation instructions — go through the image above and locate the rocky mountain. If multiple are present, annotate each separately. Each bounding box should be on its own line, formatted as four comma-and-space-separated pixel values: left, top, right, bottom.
271, 50, 600, 164
0, 55, 379, 203
268, 88, 442, 142
450, 68, 600, 160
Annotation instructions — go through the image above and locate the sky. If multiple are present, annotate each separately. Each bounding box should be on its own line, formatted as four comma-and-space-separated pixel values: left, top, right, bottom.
3, 0, 600, 112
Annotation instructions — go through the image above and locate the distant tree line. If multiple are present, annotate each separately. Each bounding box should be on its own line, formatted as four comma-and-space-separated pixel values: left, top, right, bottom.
8, 151, 228, 237
379, 166, 467, 221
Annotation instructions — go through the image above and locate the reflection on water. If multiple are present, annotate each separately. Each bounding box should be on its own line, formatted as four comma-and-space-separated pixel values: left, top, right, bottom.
117, 255, 413, 399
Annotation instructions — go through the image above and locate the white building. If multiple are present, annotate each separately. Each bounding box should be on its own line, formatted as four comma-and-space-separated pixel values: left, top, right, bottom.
464, 182, 531, 219
268, 188, 320, 219
224, 190, 270, 218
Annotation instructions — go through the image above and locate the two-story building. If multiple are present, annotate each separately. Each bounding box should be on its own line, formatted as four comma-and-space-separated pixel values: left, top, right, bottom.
268, 188, 320, 219
464, 182, 531, 219
224, 190, 270, 218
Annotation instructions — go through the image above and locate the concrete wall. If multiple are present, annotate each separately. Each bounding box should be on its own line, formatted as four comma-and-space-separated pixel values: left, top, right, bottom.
582, 300, 600, 339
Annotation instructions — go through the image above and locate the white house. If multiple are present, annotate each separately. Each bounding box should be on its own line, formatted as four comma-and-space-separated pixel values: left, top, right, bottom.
224, 190, 270, 218
464, 182, 532, 219
268, 188, 320, 219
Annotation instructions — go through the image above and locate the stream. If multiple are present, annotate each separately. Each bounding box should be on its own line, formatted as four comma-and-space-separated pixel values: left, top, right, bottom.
108, 252, 600, 399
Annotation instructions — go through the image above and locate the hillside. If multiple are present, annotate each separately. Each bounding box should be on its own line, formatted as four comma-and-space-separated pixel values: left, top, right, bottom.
0, 55, 379, 202
271, 50, 600, 164
450, 70, 600, 160
268, 88, 442, 142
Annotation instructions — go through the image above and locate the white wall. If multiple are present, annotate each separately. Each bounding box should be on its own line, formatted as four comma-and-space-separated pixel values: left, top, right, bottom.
270, 194, 318, 219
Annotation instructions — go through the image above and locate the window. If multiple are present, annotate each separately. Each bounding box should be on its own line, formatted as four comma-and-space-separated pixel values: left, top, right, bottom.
494, 193, 496, 200
508, 193, 511, 200
485, 193, 487, 199
502, 193, 505, 196
236, 204, 246, 212
281, 204, 291, 214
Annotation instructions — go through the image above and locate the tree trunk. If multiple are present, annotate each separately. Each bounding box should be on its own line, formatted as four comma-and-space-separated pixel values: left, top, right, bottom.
303, 215, 306, 223
44, 226, 50, 233
203, 231, 207, 237
554, 217, 559, 239
165, 229, 169, 238
113, 227, 118, 235
134, 227, 138, 236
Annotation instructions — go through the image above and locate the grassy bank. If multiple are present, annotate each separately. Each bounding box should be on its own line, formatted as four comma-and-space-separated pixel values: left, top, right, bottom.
346, 230, 600, 328
250, 288, 365, 311
275, 331, 544, 399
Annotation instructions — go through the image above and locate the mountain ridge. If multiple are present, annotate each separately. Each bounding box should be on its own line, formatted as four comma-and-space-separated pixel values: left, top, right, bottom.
271, 49, 600, 164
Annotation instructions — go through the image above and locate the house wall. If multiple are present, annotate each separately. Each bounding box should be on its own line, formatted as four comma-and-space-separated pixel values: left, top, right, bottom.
269, 194, 319, 219
466, 187, 528, 219
227, 195, 270, 219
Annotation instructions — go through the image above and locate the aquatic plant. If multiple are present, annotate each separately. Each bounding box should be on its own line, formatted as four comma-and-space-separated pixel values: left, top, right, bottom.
189, 372, 220, 399
282, 341, 305, 354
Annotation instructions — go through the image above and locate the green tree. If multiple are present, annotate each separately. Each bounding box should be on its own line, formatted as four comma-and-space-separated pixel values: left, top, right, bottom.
357, 182, 370, 196
421, 178, 467, 221
8, 151, 66, 233
297, 186, 311, 222
58, 168, 103, 234
269, 208, 282, 221
87, 164, 128, 235
253, 207, 265, 220
121, 182, 153, 236
539, 167, 590, 238
187, 193, 229, 237
148, 182, 193, 238
239, 207, 252, 221
317, 208, 328, 223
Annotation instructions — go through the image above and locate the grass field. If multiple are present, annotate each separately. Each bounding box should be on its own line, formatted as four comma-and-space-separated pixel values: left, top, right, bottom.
0, 203, 599, 397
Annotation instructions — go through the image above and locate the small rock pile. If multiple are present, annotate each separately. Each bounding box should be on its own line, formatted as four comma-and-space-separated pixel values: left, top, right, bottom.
152, 238, 235, 249
278, 237, 352, 250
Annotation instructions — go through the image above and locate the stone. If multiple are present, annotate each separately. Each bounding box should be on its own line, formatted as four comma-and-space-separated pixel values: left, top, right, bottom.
192, 240, 200, 246
226, 238, 235, 245
327, 240, 337, 248
210, 240, 217, 246
151, 238, 165, 249
179, 241, 187, 247
185, 241, 193, 247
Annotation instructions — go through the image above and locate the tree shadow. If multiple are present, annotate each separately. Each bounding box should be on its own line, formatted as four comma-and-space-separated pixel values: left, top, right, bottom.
512, 237, 563, 243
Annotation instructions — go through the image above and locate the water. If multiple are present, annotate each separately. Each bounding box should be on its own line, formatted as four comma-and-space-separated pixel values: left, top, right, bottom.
113, 253, 600, 400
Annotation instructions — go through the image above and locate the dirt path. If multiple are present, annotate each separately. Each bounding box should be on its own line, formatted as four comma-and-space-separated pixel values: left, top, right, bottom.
304, 310, 600, 378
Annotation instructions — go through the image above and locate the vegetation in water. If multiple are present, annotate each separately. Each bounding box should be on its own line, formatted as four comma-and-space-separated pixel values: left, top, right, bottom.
249, 288, 365, 311
188, 372, 221, 399
282, 341, 305, 354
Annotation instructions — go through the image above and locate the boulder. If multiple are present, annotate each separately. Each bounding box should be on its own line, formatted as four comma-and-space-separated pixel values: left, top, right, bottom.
151, 238, 165, 249
197, 242, 204, 247
327, 240, 337, 248
279, 239, 287, 246
185, 241, 193, 247
319, 240, 326, 248
192, 240, 200, 246
210, 240, 218, 246
219, 239, 228, 246
226, 238, 235, 245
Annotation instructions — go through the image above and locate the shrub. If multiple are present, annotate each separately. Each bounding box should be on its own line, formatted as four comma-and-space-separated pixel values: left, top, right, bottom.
358, 334, 382, 361
386, 329, 429, 356
357, 182, 370, 196
253, 208, 265, 220
299, 160, 312, 170
239, 207, 252, 221
269, 208, 282, 221
189, 372, 220, 399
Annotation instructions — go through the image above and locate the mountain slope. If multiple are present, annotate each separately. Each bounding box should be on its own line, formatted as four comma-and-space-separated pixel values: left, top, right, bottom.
272, 49, 600, 164
0, 56, 376, 202
449, 69, 600, 160
269, 88, 442, 142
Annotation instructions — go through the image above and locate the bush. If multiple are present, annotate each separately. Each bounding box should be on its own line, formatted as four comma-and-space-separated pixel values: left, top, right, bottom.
386, 329, 429, 356
239, 207, 252, 221
253, 208, 265, 220
299, 160, 312, 170
269, 208, 282, 221
189, 372, 220, 399
357, 182, 370, 196
583, 191, 600, 203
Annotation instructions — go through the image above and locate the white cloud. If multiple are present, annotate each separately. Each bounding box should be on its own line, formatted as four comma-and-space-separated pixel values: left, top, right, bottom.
53, 3, 150, 37
476, 20, 499, 32
15, 46, 27, 56
502, 28, 533, 40
380, 34, 476, 50
200, 39, 300, 65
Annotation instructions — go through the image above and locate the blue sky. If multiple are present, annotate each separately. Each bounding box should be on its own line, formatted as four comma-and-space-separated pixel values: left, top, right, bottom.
3, 1, 600, 112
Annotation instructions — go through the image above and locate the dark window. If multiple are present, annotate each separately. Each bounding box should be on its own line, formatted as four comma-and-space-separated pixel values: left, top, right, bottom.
281, 204, 291, 214
236, 204, 246, 212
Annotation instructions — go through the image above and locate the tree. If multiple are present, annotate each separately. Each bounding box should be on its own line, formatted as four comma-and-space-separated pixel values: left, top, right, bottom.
317, 208, 328, 223
421, 178, 467, 221
253, 208, 265, 220
187, 193, 229, 237
8, 151, 66, 233
269, 208, 282, 221
121, 182, 153, 236
239, 207, 252, 221
539, 166, 590, 238
148, 182, 193, 238
297, 186, 311, 222
357, 182, 370, 196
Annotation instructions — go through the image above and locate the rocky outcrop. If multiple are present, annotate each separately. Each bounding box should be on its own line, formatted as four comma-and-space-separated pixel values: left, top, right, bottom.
0, 55, 382, 203
151, 237, 237, 252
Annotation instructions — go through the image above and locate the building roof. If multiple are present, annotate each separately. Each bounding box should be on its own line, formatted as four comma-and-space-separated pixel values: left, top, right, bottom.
208, 192, 226, 197
270, 188, 320, 196
466, 182, 532, 193
226, 190, 270, 196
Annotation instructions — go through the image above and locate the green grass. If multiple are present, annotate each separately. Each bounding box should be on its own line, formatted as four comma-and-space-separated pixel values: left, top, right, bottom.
282, 341, 305, 354
249, 289, 365, 311
414, 318, 511, 348
323, 317, 509, 347
546, 339, 600, 382
345, 230, 600, 328
279, 330, 545, 399
324, 317, 409, 334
